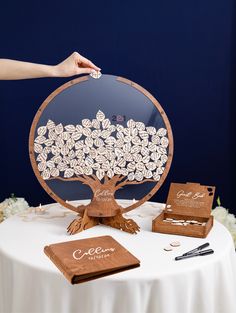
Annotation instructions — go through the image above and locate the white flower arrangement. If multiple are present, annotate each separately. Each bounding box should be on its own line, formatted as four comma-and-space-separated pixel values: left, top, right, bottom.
212, 197, 236, 247
0, 194, 29, 222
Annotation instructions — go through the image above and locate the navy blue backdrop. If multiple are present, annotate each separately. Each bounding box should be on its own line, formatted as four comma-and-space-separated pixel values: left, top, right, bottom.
0, 1, 235, 212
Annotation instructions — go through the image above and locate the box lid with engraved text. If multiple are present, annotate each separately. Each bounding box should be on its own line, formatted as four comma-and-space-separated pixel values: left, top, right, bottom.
165, 182, 215, 218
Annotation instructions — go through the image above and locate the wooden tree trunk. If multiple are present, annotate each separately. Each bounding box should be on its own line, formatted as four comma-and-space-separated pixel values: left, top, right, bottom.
87, 184, 122, 217
67, 175, 140, 235
76, 179, 122, 217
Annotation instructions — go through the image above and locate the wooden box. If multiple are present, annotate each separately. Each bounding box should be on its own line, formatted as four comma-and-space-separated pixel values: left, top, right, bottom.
152, 182, 215, 238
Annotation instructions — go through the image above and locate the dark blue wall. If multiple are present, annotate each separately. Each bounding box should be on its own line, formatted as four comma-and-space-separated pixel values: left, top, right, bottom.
0, 1, 235, 212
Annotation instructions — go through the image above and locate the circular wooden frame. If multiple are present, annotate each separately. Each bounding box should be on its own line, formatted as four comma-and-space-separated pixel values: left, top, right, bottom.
29, 75, 174, 213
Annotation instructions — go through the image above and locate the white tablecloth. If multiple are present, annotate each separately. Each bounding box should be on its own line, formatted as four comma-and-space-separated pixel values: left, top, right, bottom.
0, 200, 236, 313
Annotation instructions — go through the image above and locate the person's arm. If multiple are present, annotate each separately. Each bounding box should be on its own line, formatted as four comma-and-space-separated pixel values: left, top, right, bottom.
0, 52, 101, 80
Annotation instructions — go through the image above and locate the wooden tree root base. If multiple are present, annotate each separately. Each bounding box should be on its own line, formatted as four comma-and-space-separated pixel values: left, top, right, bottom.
67, 208, 99, 235
67, 209, 140, 235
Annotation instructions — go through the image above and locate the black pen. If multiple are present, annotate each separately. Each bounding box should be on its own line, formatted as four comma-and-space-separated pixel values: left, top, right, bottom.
175, 249, 214, 261
182, 243, 210, 256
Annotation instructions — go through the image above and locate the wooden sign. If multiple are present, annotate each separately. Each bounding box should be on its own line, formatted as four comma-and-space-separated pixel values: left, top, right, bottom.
152, 182, 215, 238
44, 235, 140, 284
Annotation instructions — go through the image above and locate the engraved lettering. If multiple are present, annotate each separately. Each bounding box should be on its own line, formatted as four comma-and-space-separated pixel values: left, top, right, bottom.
192, 192, 205, 200
73, 246, 115, 260
177, 190, 205, 200
94, 189, 114, 202
177, 190, 192, 198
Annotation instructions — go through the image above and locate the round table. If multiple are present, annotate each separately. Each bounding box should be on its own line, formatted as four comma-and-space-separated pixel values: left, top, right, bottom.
0, 200, 236, 313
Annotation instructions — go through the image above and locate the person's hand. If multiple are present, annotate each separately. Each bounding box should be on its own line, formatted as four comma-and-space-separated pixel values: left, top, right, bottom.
54, 52, 101, 77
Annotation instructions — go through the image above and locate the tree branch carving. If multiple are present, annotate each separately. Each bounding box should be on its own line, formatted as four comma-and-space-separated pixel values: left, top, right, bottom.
115, 178, 157, 190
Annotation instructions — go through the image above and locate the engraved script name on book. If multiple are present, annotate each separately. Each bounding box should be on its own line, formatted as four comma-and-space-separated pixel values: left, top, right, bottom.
73, 246, 116, 260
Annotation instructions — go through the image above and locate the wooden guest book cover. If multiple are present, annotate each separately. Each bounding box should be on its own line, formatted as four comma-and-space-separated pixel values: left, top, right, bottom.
44, 235, 140, 284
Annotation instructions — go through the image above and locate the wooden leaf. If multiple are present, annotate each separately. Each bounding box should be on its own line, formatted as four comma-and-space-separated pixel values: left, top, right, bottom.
157, 128, 167, 137
35, 135, 46, 144
52, 155, 62, 164
131, 136, 141, 145
37, 126, 47, 136
74, 166, 84, 175
139, 130, 149, 139
36, 152, 47, 162
161, 137, 169, 148
84, 166, 93, 176
127, 162, 136, 172
148, 143, 157, 152
130, 145, 141, 154
75, 141, 84, 150
92, 119, 100, 129
55, 123, 64, 135
102, 118, 111, 129
151, 134, 161, 144
48, 130, 57, 141
136, 121, 145, 131
44, 139, 54, 147
153, 172, 160, 181
50, 168, 59, 177
62, 132, 71, 141
85, 137, 93, 147
141, 147, 149, 156
72, 132, 82, 141
64, 168, 74, 178
107, 169, 114, 178
105, 136, 116, 145
135, 171, 143, 181
82, 119, 92, 128
101, 130, 111, 139
96, 169, 105, 180
161, 155, 168, 164
46, 160, 55, 169
146, 162, 157, 171
128, 172, 135, 181
136, 162, 145, 171
42, 168, 50, 180
146, 126, 156, 135
34, 143, 43, 154
142, 155, 150, 163
60, 145, 69, 156
46, 119, 55, 130
94, 138, 104, 147
57, 162, 68, 171
70, 159, 78, 168
65, 125, 76, 132
76, 124, 83, 132
91, 129, 101, 138
82, 128, 92, 137
127, 119, 136, 128
38, 162, 47, 172
96, 110, 105, 121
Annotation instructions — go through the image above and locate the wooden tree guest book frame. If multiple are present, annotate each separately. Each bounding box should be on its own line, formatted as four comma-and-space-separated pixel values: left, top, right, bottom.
29, 74, 173, 234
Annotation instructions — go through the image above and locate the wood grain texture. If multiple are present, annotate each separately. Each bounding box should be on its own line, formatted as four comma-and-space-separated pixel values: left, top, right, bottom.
152, 182, 215, 238
67, 209, 99, 235
44, 235, 140, 284
67, 208, 140, 235
29, 75, 174, 219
